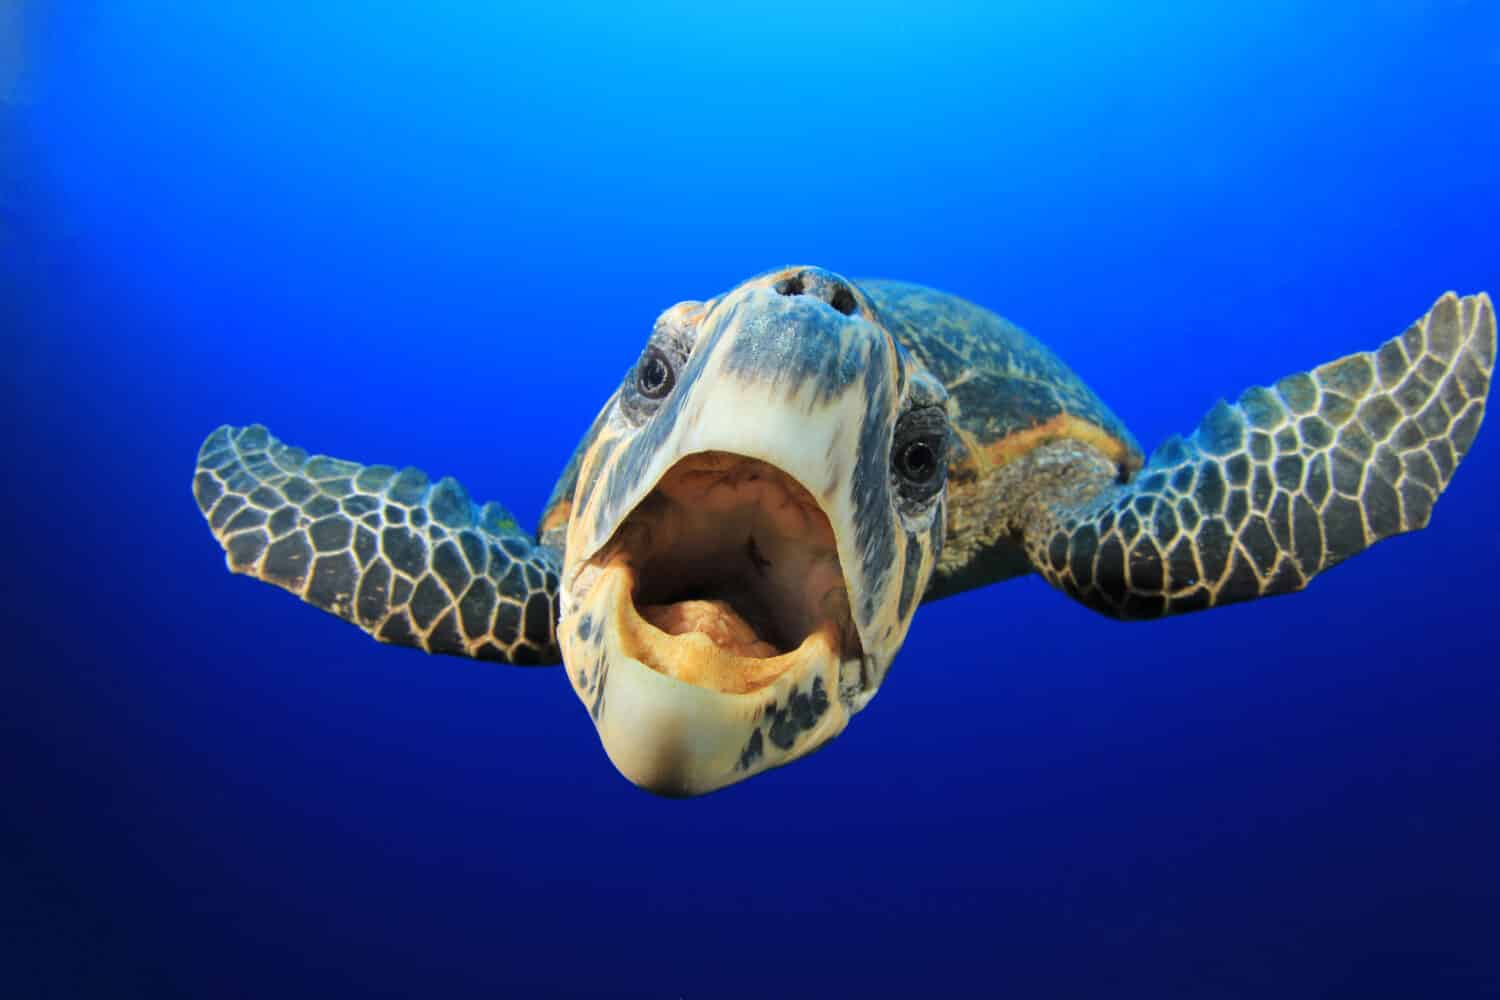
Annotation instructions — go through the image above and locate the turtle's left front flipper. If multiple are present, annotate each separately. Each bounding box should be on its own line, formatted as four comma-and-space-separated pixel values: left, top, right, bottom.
1022, 292, 1494, 619
194, 425, 562, 664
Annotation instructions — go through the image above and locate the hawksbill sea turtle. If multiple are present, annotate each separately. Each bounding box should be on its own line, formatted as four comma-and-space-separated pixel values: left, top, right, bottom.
193, 268, 1495, 796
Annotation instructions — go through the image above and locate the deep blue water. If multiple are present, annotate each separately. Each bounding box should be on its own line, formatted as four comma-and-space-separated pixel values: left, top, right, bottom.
7, 3, 1500, 997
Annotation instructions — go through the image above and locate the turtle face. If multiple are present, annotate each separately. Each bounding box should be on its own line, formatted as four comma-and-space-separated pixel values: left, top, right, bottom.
558, 267, 950, 795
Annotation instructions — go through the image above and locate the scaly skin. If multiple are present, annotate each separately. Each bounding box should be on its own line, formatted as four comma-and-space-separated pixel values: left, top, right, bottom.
1020, 291, 1494, 618
194, 425, 560, 664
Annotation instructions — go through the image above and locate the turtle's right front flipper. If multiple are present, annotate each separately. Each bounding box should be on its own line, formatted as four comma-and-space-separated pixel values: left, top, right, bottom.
1022, 291, 1494, 619
193, 425, 561, 665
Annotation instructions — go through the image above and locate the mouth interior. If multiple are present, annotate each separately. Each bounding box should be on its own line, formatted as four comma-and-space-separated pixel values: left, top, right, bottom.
589, 451, 857, 693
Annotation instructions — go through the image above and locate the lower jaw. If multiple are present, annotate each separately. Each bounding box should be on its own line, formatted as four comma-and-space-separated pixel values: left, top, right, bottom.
560, 563, 853, 796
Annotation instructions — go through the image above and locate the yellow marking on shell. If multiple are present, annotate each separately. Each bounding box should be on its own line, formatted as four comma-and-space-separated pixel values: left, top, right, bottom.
960, 413, 1139, 479
943, 369, 978, 392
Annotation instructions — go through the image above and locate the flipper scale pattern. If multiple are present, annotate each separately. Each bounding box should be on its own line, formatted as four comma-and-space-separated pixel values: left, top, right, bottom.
1027, 292, 1494, 619
194, 425, 561, 664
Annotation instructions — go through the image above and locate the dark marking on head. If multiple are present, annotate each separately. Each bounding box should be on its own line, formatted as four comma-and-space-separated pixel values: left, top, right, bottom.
736, 729, 764, 772
928, 497, 946, 563
850, 351, 898, 626
896, 530, 923, 623
588, 652, 609, 721
765, 676, 831, 751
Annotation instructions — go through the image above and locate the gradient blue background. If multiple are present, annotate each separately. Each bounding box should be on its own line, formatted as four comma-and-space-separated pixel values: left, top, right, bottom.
7, 2, 1500, 996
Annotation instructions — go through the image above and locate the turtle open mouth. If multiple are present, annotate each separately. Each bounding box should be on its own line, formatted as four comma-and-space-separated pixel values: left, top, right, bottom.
581, 451, 859, 694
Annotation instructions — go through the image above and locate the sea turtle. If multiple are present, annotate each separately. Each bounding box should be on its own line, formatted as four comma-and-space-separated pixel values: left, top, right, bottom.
193, 268, 1495, 796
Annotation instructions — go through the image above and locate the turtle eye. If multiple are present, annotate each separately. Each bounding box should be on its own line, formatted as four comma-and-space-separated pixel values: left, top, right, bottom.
636, 347, 675, 399
897, 439, 939, 483
892, 406, 948, 504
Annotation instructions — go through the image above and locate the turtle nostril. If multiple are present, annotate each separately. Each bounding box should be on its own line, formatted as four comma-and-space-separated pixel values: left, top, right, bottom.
773, 271, 860, 316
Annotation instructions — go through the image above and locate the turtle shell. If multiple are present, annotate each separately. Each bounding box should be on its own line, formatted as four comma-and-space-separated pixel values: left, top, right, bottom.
861, 280, 1143, 599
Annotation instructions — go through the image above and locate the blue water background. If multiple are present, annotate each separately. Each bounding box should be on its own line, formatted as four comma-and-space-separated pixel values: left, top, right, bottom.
7, 3, 1500, 996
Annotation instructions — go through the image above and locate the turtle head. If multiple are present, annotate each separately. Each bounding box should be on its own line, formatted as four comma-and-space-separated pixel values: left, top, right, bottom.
557, 267, 950, 795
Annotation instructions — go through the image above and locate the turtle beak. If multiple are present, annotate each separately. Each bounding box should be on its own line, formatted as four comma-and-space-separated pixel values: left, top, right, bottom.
559, 273, 909, 795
